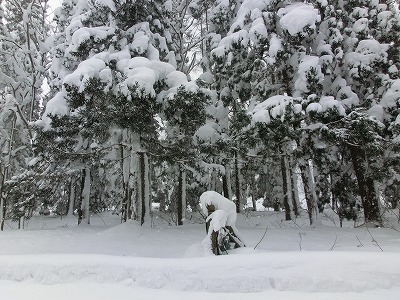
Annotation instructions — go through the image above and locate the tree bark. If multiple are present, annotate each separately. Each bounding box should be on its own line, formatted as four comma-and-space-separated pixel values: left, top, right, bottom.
67, 177, 76, 216
290, 156, 301, 216
281, 155, 292, 221
138, 152, 146, 225
234, 152, 242, 213
81, 166, 91, 225
300, 165, 314, 225
222, 161, 233, 200
0, 171, 5, 231
136, 151, 150, 225
349, 145, 382, 224
177, 165, 184, 226
0, 115, 16, 231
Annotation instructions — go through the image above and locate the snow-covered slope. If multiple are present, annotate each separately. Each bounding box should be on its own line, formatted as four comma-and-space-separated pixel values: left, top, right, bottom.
0, 210, 399, 299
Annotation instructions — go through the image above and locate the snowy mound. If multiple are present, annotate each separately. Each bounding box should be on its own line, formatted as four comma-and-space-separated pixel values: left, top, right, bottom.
1, 252, 399, 293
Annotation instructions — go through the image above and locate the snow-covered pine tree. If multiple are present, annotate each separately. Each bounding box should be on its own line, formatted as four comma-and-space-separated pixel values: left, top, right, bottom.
230, 0, 318, 221
0, 0, 50, 230
187, 0, 244, 210
245, 0, 399, 225
199, 0, 279, 213
328, 0, 399, 224
298, 0, 400, 225
36, 0, 206, 225
162, 86, 210, 225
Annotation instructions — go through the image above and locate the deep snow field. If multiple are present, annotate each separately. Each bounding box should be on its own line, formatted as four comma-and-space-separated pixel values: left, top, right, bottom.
0, 206, 400, 300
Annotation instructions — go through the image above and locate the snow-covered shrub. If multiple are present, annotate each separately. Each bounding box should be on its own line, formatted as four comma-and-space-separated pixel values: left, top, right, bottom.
200, 191, 245, 255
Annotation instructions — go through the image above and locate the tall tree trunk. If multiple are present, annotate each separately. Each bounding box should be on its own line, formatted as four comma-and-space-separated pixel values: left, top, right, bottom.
137, 151, 150, 225
177, 165, 186, 225
349, 145, 382, 224
1, 115, 16, 231
81, 166, 91, 225
222, 174, 229, 199
159, 189, 167, 212
234, 152, 242, 213
251, 179, 257, 211
306, 161, 319, 223
144, 153, 150, 222
0, 169, 5, 231
67, 177, 76, 216
330, 174, 338, 211
124, 186, 132, 222
284, 155, 294, 220
138, 152, 145, 225
281, 155, 292, 221
300, 165, 314, 225
224, 162, 233, 200
222, 160, 231, 199
290, 157, 301, 216
128, 147, 137, 220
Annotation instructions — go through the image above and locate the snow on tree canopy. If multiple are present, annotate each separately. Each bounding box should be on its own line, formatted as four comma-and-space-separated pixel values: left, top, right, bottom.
377, 11, 393, 29
200, 191, 237, 227
211, 0, 271, 58
194, 121, 220, 145
208, 0, 229, 20
94, 0, 117, 12
35, 92, 69, 131
305, 96, 346, 116
381, 79, 400, 109
249, 17, 268, 43
230, 0, 270, 31
294, 56, 324, 95
367, 105, 385, 122
353, 18, 369, 33
345, 39, 389, 70
395, 114, 400, 125
63, 57, 107, 92
198, 72, 214, 84
130, 31, 151, 55
66, 26, 114, 56
212, 30, 249, 58
39, 50, 197, 131
331, 77, 359, 108
250, 95, 302, 125
266, 33, 283, 64
277, 3, 321, 36
60, 49, 193, 98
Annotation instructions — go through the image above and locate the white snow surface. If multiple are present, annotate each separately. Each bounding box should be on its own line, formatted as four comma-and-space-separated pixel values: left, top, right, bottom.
1, 208, 400, 300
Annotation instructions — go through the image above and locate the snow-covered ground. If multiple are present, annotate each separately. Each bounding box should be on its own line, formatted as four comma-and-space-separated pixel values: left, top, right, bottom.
1, 208, 400, 300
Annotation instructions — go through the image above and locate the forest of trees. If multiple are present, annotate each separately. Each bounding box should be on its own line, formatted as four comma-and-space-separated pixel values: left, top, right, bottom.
1, 0, 399, 230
